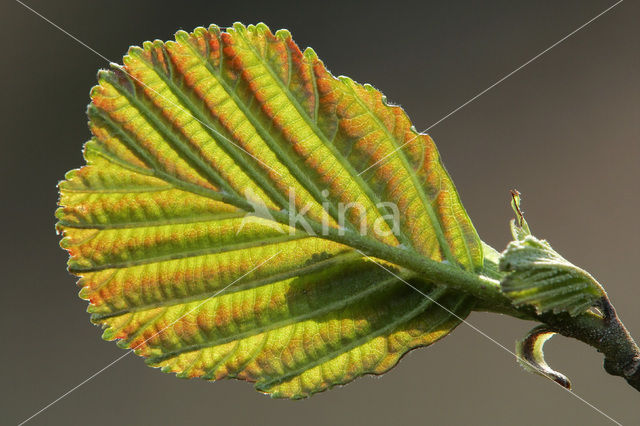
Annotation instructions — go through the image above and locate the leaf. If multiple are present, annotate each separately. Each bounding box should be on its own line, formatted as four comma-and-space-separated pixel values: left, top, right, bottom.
515, 326, 571, 389
509, 189, 531, 240
499, 235, 604, 316
57, 23, 482, 398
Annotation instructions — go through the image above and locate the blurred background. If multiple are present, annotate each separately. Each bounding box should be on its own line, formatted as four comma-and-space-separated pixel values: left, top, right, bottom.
1, 0, 638, 424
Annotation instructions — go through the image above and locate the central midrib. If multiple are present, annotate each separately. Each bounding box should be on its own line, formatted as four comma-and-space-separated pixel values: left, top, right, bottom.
87, 141, 503, 305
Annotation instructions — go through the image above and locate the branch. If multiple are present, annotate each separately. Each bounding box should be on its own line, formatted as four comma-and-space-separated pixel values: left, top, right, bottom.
480, 234, 640, 392
541, 297, 640, 391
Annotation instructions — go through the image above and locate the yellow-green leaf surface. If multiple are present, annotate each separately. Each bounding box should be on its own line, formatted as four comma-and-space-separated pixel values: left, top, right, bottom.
57, 23, 483, 398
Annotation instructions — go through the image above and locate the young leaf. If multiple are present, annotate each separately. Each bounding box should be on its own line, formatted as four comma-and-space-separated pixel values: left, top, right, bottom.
499, 235, 604, 316
516, 326, 571, 389
509, 189, 531, 241
57, 23, 483, 398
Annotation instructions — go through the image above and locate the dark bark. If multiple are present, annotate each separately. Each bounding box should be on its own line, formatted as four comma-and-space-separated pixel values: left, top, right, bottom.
540, 296, 640, 392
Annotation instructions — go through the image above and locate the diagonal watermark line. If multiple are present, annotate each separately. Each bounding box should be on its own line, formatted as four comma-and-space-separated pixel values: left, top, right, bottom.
357, 0, 624, 177
14, 0, 283, 178
18, 252, 282, 426
354, 249, 622, 425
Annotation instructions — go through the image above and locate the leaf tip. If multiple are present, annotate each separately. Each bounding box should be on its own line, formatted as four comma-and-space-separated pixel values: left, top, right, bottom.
174, 29, 191, 43
275, 28, 292, 40
303, 46, 318, 61
231, 21, 248, 34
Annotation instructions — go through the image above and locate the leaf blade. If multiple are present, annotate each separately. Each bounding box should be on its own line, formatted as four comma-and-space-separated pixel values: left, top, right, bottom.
57, 23, 483, 398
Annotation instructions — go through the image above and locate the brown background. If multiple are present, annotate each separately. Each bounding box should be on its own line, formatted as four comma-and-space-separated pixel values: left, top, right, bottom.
1, 0, 638, 424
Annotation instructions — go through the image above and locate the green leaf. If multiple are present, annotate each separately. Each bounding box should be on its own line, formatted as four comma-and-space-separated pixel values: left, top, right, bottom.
57, 23, 483, 398
516, 326, 571, 389
499, 235, 604, 316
